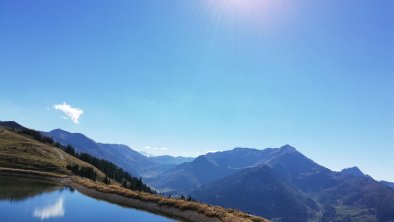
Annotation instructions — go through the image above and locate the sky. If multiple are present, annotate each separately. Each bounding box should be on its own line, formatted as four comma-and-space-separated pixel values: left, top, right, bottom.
0, 0, 393, 181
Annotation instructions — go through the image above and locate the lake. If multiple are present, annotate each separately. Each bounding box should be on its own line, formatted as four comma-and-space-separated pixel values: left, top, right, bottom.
0, 174, 176, 222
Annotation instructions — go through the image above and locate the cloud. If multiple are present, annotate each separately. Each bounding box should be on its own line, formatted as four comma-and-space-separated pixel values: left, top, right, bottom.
139, 151, 155, 157
53, 102, 83, 124
33, 197, 65, 220
145, 146, 168, 151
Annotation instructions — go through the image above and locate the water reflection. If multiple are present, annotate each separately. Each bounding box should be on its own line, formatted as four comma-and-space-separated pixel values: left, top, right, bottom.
33, 197, 65, 220
0, 174, 175, 222
0, 174, 60, 202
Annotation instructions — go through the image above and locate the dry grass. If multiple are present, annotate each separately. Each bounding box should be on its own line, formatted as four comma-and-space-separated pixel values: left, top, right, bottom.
0, 167, 67, 178
73, 177, 269, 222
0, 128, 107, 180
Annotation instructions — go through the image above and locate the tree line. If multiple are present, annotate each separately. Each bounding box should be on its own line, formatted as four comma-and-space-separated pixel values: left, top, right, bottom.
66, 164, 97, 181
68, 145, 155, 193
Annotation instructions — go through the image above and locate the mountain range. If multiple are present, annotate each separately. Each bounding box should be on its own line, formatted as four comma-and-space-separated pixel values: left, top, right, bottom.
1, 121, 394, 222
149, 145, 394, 221
41, 128, 193, 178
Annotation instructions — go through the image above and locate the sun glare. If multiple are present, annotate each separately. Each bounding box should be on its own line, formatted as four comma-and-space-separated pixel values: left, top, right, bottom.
210, 0, 271, 16
205, 0, 289, 28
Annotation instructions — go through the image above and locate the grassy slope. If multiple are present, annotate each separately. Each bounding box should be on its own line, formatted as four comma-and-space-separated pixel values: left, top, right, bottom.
0, 127, 106, 180
0, 127, 268, 222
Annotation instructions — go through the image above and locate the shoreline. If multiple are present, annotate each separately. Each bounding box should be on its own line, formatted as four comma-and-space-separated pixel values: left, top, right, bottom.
0, 167, 267, 222
66, 178, 219, 222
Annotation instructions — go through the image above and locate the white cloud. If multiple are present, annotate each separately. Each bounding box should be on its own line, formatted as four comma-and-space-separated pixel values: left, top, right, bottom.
33, 197, 65, 220
145, 146, 168, 151
53, 102, 84, 124
139, 151, 155, 157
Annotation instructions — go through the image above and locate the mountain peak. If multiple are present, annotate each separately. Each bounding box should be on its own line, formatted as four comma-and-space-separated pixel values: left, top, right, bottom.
50, 128, 68, 133
279, 144, 297, 152
341, 166, 365, 177
48, 128, 94, 141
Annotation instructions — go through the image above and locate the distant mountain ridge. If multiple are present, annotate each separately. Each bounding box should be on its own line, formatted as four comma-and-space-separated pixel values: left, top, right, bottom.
149, 145, 394, 222
381, 181, 394, 189
147, 154, 238, 194
149, 144, 322, 194
42, 128, 193, 178
149, 155, 194, 165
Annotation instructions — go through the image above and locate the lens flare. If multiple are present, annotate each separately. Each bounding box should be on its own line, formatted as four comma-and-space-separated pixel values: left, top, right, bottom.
212, 0, 269, 15
205, 0, 289, 25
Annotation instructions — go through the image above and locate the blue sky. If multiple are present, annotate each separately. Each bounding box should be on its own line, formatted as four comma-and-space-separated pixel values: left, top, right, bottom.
1, 0, 393, 181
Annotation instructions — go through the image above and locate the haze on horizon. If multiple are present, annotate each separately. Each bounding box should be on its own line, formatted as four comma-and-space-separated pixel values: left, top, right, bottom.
0, 0, 393, 181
